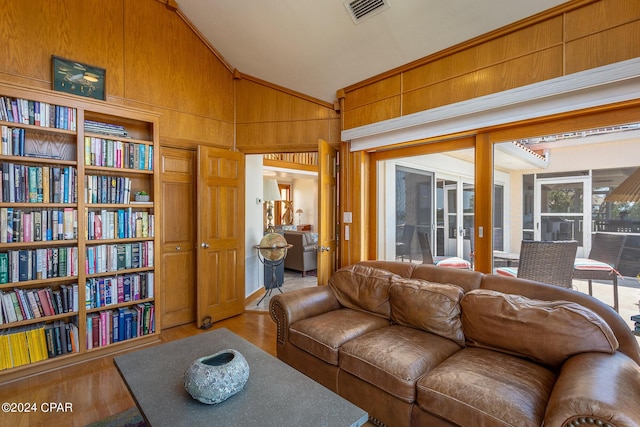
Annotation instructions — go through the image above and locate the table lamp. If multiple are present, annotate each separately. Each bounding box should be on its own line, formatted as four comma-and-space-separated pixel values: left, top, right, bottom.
263, 178, 282, 232
295, 208, 304, 225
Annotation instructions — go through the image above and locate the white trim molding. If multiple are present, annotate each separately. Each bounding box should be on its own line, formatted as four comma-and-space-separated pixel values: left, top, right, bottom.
342, 57, 640, 151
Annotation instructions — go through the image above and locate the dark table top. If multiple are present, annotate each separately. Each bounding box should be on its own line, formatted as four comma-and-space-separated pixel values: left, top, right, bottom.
114, 328, 368, 427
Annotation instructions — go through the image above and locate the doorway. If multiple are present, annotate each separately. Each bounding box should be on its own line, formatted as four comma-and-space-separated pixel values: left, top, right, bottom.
443, 179, 474, 260
534, 175, 590, 256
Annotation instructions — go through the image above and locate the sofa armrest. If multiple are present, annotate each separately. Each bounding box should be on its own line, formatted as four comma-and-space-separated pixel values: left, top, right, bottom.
545, 351, 640, 427
269, 286, 341, 346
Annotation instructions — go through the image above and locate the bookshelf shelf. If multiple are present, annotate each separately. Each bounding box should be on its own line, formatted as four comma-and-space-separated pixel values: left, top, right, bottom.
0, 275, 79, 289
85, 237, 154, 245
0, 82, 160, 382
0, 202, 78, 208
85, 266, 155, 279
0, 240, 79, 250
85, 203, 154, 209
86, 297, 155, 314
84, 132, 152, 145
85, 165, 154, 175
84, 332, 156, 354
0, 154, 76, 166
0, 120, 77, 136
0, 311, 79, 330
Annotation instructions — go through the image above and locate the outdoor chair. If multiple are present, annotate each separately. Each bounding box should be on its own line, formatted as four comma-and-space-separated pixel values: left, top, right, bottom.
495, 240, 578, 288
396, 224, 415, 262
573, 232, 626, 312
418, 232, 471, 268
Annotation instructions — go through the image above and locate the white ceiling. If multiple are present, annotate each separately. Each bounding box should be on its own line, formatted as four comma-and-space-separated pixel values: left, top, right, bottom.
176, 0, 568, 103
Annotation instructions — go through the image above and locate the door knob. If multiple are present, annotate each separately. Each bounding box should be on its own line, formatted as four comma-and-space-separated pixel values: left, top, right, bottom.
176, 246, 181, 250
201, 243, 209, 248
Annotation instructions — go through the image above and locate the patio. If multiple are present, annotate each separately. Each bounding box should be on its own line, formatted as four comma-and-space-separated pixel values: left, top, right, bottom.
574, 275, 640, 345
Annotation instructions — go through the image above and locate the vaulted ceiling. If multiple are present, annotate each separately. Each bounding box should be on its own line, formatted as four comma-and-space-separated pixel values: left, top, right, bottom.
176, 0, 568, 103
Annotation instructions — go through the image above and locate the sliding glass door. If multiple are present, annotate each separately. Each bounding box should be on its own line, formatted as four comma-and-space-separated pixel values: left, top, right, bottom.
395, 166, 434, 262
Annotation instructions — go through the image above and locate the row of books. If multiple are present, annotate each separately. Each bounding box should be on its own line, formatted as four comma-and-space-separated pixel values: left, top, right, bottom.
1, 284, 78, 324
0, 97, 77, 131
85, 174, 132, 205
1, 126, 26, 157
0, 320, 79, 370
84, 120, 127, 138
1, 163, 78, 204
86, 241, 154, 275
84, 137, 153, 171
86, 209, 154, 240
632, 314, 640, 334
0, 247, 79, 284
86, 303, 154, 349
85, 272, 154, 309
0, 208, 77, 243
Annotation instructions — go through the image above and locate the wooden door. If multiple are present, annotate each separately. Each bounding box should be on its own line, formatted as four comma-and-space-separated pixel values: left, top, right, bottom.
159, 147, 197, 328
318, 139, 338, 285
197, 146, 245, 326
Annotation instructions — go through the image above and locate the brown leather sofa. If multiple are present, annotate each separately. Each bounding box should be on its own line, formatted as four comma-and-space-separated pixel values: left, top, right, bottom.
283, 231, 317, 276
270, 260, 640, 427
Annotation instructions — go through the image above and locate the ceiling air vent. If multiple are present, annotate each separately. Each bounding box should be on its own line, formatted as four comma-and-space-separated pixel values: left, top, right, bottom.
344, 0, 390, 24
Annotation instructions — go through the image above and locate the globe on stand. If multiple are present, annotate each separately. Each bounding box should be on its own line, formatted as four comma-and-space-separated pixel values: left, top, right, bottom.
254, 233, 291, 306
259, 233, 288, 261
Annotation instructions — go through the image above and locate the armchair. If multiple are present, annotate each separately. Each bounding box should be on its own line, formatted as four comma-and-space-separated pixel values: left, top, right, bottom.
573, 232, 626, 312
283, 231, 318, 276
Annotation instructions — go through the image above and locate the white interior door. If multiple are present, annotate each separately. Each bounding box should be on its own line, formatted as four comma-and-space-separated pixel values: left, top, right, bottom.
444, 180, 474, 258
534, 175, 590, 257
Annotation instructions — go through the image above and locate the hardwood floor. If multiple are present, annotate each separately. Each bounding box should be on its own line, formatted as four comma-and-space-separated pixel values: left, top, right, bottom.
0, 312, 277, 427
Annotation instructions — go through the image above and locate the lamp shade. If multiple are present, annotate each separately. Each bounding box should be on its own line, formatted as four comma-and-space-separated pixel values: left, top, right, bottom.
295, 209, 304, 214
263, 178, 282, 201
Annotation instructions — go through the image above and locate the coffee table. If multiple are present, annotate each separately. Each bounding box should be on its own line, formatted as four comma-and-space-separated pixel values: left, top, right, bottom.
114, 328, 368, 427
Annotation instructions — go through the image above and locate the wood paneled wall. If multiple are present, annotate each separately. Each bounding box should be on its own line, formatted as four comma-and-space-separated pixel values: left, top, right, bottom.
0, 0, 235, 148
340, 0, 640, 130
235, 75, 341, 153
338, 0, 640, 267
0, 0, 336, 152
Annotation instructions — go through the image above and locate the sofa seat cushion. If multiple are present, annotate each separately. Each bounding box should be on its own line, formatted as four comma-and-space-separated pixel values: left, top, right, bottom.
390, 278, 465, 346
339, 325, 462, 403
289, 308, 390, 365
461, 289, 619, 367
416, 347, 556, 427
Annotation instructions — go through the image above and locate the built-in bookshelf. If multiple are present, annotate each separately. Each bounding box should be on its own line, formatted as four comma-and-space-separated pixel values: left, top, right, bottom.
0, 82, 160, 383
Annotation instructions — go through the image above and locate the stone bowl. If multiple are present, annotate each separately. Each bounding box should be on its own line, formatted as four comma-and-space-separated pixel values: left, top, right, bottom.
183, 349, 250, 404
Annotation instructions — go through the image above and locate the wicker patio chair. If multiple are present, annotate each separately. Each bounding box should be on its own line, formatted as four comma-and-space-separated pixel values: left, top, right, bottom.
418, 232, 471, 268
573, 232, 626, 312
496, 240, 578, 288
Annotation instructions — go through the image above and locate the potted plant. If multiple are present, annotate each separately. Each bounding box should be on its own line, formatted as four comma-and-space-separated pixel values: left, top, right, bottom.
135, 190, 150, 202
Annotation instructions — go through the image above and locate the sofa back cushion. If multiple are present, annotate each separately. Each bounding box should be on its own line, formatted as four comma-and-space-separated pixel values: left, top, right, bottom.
356, 260, 416, 278
390, 278, 465, 346
411, 264, 484, 293
461, 289, 619, 367
329, 265, 399, 318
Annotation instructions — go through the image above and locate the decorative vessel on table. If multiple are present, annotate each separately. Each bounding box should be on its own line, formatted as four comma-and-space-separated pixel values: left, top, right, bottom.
183, 349, 250, 404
